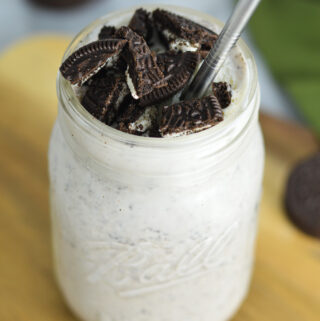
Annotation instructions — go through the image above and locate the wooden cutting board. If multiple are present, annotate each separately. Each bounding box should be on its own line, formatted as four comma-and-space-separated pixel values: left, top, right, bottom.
0, 36, 319, 321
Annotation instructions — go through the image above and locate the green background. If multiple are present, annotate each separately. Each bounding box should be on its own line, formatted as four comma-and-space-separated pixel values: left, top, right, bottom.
250, 0, 320, 135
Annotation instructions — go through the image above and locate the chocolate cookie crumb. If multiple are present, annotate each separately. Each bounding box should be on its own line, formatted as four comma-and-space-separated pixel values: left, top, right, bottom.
212, 82, 232, 108
148, 119, 161, 137
82, 71, 128, 125
59, 8, 235, 138
153, 9, 218, 50
117, 102, 146, 134
159, 95, 223, 137
199, 50, 209, 59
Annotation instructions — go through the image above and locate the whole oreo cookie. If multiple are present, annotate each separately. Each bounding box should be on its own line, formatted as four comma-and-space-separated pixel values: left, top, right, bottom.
59, 39, 127, 86
285, 153, 320, 238
139, 51, 200, 107
159, 95, 223, 137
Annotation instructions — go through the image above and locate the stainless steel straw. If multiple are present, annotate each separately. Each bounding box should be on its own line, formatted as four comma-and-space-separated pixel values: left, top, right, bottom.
181, 0, 261, 101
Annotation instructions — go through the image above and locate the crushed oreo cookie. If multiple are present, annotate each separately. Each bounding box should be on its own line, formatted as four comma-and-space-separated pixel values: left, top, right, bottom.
59, 8, 236, 137
199, 50, 209, 59
117, 102, 147, 135
212, 82, 232, 108
159, 95, 223, 137
60, 39, 127, 86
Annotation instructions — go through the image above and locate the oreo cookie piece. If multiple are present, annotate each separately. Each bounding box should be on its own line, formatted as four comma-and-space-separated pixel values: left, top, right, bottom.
60, 39, 127, 86
139, 51, 200, 107
117, 102, 147, 135
285, 153, 320, 238
98, 26, 117, 40
159, 95, 223, 137
115, 26, 166, 99
157, 50, 199, 76
153, 9, 218, 52
128, 8, 153, 43
212, 82, 232, 108
81, 70, 129, 125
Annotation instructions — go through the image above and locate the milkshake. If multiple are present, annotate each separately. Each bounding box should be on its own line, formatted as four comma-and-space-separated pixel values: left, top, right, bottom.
49, 5, 264, 321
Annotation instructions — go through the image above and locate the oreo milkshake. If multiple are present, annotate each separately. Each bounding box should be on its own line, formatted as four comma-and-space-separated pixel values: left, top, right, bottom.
49, 5, 264, 321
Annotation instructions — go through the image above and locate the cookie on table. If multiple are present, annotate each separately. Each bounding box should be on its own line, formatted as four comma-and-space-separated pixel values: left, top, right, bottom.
285, 152, 320, 238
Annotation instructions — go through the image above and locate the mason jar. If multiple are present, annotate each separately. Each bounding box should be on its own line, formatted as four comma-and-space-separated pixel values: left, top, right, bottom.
48, 5, 264, 321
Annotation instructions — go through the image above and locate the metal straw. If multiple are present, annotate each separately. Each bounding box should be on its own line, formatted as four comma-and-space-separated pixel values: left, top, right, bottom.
181, 0, 261, 101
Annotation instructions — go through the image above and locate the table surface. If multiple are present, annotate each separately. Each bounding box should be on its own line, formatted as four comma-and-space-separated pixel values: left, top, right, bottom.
0, 36, 319, 321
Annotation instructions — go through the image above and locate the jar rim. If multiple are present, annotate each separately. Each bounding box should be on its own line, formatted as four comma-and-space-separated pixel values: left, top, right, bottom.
57, 4, 258, 149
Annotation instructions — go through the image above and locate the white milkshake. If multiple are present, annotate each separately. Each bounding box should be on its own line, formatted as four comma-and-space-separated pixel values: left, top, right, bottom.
49, 5, 264, 321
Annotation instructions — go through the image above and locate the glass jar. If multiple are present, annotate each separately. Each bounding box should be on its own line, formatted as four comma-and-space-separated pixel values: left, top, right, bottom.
49, 5, 264, 321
